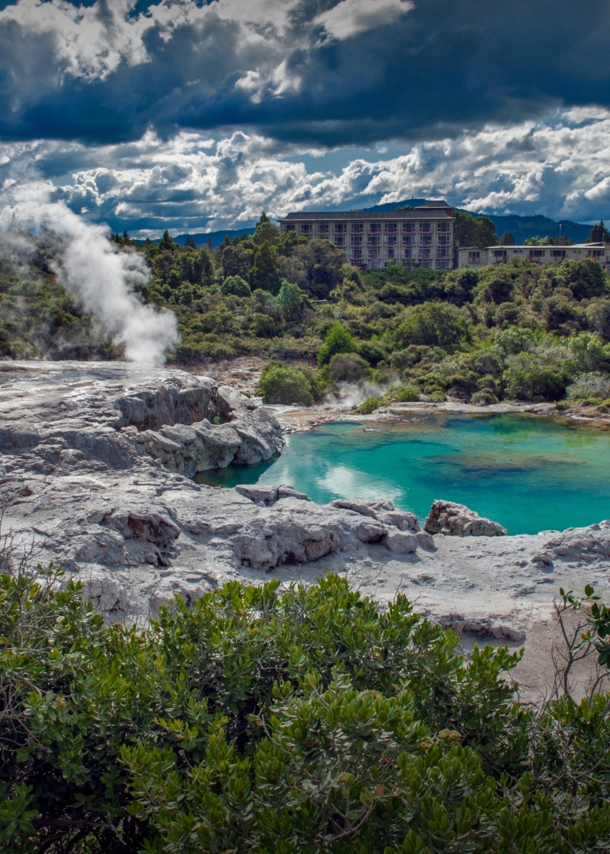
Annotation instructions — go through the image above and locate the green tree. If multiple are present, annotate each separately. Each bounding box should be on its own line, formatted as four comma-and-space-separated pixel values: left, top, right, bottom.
185, 235, 197, 249
220, 275, 251, 297
159, 230, 175, 251
257, 361, 313, 404
499, 231, 515, 245
275, 280, 302, 321
317, 322, 357, 365
253, 211, 280, 245
395, 303, 470, 351
474, 216, 498, 248
249, 242, 281, 295
587, 220, 610, 243
453, 210, 479, 247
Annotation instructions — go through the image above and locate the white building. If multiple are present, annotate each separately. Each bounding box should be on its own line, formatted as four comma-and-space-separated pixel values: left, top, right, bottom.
457, 243, 610, 272
279, 201, 455, 270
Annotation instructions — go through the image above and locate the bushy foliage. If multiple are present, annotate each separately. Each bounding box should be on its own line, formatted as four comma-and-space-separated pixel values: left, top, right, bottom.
3, 567, 610, 854
257, 361, 315, 405
317, 323, 357, 365
220, 275, 251, 297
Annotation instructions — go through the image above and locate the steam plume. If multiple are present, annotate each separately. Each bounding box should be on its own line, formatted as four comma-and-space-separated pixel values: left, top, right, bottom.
0, 200, 178, 366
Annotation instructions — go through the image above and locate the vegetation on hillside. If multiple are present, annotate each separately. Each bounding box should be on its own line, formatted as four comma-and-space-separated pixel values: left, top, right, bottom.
2, 213, 610, 409
2, 558, 610, 853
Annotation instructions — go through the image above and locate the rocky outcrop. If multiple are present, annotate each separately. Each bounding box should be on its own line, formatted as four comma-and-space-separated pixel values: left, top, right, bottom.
424, 500, 507, 537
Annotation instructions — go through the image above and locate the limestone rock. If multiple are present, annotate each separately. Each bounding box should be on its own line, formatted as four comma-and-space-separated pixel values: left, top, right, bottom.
415, 531, 437, 551
424, 500, 507, 537
384, 530, 418, 553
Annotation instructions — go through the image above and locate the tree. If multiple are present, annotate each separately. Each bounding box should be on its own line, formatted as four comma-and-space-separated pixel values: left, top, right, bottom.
249, 242, 282, 295
257, 361, 313, 404
474, 216, 498, 248
395, 303, 470, 350
275, 280, 302, 321
221, 275, 251, 297
499, 231, 515, 246
159, 230, 175, 251
185, 235, 197, 250
453, 211, 479, 247
317, 322, 357, 365
253, 211, 280, 245
587, 220, 610, 243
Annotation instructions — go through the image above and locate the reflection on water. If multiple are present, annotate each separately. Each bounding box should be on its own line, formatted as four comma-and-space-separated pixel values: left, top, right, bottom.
196, 414, 610, 535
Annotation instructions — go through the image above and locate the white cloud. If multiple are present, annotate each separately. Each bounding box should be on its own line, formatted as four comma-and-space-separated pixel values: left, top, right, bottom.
314, 0, 413, 41
3, 108, 610, 234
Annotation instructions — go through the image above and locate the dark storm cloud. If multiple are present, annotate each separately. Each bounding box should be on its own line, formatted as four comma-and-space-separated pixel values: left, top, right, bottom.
0, 0, 609, 147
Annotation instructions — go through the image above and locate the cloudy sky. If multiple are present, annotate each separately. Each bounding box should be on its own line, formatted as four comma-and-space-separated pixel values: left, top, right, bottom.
1, 0, 610, 235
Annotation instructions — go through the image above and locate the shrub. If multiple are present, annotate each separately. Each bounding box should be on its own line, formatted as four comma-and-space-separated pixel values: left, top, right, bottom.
566, 372, 610, 402
275, 280, 302, 320
327, 352, 370, 383
358, 339, 388, 366
504, 366, 569, 401
220, 275, 251, 297
257, 361, 314, 405
427, 390, 446, 402
394, 303, 470, 351
358, 395, 383, 414
393, 384, 421, 402
471, 389, 499, 405
317, 322, 357, 365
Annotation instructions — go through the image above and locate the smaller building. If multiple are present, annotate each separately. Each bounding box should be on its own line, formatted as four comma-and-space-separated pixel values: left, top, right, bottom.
457, 243, 610, 271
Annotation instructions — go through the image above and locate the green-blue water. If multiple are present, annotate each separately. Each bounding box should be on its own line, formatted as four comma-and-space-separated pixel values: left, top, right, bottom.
196, 414, 610, 535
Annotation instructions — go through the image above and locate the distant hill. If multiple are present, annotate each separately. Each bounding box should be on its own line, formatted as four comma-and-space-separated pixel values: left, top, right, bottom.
363, 198, 594, 244
135, 227, 255, 248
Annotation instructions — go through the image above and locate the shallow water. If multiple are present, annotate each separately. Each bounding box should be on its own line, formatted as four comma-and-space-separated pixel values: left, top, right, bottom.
196, 413, 610, 535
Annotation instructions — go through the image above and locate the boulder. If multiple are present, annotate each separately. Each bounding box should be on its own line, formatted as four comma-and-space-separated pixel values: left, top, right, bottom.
384, 530, 418, 554
424, 500, 507, 537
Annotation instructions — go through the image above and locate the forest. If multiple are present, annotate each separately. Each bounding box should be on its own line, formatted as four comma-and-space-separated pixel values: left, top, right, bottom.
1, 213, 610, 412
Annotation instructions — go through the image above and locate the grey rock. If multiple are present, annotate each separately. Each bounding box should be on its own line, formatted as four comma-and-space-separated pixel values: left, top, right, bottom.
384, 530, 418, 553
330, 499, 378, 518
416, 531, 437, 551
424, 500, 507, 537
377, 510, 420, 533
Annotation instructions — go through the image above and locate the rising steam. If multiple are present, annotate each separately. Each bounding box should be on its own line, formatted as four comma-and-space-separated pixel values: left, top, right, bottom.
0, 200, 178, 366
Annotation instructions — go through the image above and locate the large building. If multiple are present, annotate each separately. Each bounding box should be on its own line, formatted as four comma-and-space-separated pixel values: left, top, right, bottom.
457, 243, 610, 272
279, 200, 455, 270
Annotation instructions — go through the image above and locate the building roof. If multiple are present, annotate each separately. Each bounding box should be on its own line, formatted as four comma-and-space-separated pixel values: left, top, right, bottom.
459, 243, 605, 250
281, 208, 453, 221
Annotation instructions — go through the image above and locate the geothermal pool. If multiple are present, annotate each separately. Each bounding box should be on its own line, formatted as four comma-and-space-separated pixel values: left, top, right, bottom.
196, 414, 610, 535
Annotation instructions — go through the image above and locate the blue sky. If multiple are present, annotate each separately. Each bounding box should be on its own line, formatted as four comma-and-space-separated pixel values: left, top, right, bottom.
1, 0, 610, 235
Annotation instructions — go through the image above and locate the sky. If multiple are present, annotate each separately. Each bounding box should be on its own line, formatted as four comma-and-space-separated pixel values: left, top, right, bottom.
1, 0, 610, 235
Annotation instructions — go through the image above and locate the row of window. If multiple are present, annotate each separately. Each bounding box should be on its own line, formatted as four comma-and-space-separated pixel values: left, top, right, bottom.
285, 221, 451, 234
334, 234, 451, 246
351, 248, 450, 259
366, 260, 450, 270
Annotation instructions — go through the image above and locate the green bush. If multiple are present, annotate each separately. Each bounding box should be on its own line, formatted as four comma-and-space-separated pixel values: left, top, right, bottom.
257, 361, 314, 405
427, 390, 447, 402
504, 366, 569, 401
393, 384, 421, 402
317, 322, 357, 365
471, 389, 499, 405
327, 352, 370, 383
394, 303, 470, 351
4, 569, 610, 853
358, 395, 383, 414
220, 275, 251, 297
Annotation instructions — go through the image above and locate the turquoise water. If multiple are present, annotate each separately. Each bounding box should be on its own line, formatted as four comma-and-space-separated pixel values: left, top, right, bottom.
196, 414, 610, 535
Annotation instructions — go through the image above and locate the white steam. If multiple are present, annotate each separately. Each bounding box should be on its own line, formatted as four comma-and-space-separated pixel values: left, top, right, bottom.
0, 200, 178, 366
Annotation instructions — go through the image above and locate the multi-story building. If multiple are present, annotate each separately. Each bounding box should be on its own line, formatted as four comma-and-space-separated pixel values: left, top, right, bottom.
279, 200, 455, 270
457, 243, 610, 272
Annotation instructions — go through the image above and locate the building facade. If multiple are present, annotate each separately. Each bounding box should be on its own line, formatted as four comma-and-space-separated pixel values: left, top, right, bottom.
457, 243, 610, 272
279, 201, 455, 270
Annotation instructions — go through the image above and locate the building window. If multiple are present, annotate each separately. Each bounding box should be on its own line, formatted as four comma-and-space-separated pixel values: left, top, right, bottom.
335, 237, 345, 247
351, 223, 363, 233
368, 235, 380, 246
436, 248, 448, 258
421, 235, 432, 246
351, 249, 363, 260
530, 250, 545, 257
436, 261, 449, 270
334, 223, 347, 233
384, 222, 397, 232
351, 235, 363, 245
368, 248, 379, 258
299, 224, 311, 234
402, 234, 415, 245
467, 251, 480, 264
318, 223, 329, 234
421, 260, 432, 268
368, 223, 382, 233
285, 224, 296, 231
420, 248, 431, 258
403, 248, 413, 259
438, 235, 450, 245
590, 249, 604, 257
388, 248, 395, 259
437, 222, 450, 232
385, 235, 397, 245
419, 222, 431, 233
403, 222, 416, 233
